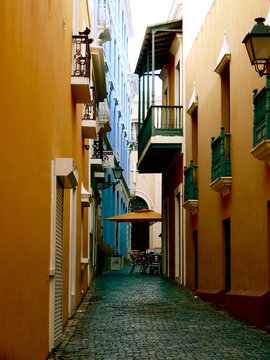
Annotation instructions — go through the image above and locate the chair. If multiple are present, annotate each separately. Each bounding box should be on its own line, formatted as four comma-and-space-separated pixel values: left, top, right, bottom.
130, 253, 145, 273
148, 254, 161, 274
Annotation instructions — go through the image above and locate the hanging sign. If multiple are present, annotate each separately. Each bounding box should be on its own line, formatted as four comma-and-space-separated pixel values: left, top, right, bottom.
102, 151, 114, 168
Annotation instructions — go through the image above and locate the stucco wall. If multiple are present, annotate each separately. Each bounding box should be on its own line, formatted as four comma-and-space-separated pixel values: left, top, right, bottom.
185, 0, 270, 293
0, 1, 92, 358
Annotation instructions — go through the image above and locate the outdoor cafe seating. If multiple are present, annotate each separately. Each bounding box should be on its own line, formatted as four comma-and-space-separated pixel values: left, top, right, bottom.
130, 249, 161, 274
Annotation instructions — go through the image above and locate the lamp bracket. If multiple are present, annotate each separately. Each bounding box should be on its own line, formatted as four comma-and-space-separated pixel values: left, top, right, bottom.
98, 180, 120, 190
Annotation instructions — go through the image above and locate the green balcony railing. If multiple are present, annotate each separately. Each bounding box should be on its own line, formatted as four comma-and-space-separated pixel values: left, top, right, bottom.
138, 105, 183, 159
211, 126, 231, 183
253, 75, 270, 147
184, 160, 198, 203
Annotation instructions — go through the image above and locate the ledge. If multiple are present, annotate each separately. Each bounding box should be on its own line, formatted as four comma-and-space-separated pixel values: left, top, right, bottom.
187, 83, 198, 116
183, 199, 198, 215
91, 158, 103, 172
55, 158, 78, 189
214, 31, 231, 74
81, 184, 92, 207
215, 53, 231, 74
71, 76, 91, 104
250, 140, 270, 166
209, 176, 232, 196
82, 120, 96, 139
95, 171, 105, 184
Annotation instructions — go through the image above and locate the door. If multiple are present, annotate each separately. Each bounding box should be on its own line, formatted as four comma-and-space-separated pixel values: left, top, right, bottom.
194, 230, 198, 289
175, 191, 181, 282
162, 200, 169, 276
223, 218, 231, 292
54, 180, 64, 345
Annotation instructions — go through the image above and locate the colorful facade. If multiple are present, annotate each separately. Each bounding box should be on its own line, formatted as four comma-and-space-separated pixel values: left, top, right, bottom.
0, 0, 107, 358
130, 95, 162, 252
135, 9, 184, 282
91, 0, 134, 266
184, 0, 270, 328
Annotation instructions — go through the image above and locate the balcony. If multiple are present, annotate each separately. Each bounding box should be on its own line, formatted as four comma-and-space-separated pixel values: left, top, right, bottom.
82, 88, 96, 139
183, 160, 198, 215
250, 79, 270, 165
137, 105, 183, 173
97, 0, 111, 44
71, 35, 92, 103
209, 126, 232, 196
98, 99, 111, 135
91, 134, 104, 172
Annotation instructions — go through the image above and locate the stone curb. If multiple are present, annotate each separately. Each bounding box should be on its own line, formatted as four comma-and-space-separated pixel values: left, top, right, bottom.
47, 278, 98, 359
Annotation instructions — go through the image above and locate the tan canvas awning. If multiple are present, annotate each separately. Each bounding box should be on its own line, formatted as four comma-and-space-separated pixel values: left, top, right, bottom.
105, 209, 161, 225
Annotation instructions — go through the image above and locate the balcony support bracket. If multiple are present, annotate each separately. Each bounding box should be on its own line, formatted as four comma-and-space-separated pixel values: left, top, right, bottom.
250, 140, 270, 166
209, 176, 232, 197
183, 199, 199, 215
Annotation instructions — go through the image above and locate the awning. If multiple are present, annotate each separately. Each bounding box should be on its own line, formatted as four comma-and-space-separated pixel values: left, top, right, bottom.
105, 209, 162, 225
134, 20, 182, 77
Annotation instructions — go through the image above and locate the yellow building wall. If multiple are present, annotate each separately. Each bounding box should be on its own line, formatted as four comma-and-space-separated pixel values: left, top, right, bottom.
185, 0, 270, 296
0, 0, 92, 358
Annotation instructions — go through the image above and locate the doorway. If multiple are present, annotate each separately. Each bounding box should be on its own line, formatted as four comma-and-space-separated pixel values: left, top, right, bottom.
194, 230, 198, 289
223, 218, 231, 292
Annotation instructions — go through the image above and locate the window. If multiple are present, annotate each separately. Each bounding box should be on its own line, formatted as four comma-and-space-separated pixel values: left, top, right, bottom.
221, 63, 230, 132
191, 108, 198, 164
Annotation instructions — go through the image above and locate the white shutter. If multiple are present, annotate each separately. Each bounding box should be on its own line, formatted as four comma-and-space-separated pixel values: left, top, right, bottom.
54, 180, 64, 345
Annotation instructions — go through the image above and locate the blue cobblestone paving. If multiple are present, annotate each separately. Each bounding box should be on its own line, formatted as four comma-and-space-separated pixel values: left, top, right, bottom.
49, 267, 270, 359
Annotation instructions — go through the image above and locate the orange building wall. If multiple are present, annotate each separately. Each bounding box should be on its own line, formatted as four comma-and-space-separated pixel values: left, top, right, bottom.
163, 155, 183, 279
185, 0, 270, 325
0, 1, 91, 358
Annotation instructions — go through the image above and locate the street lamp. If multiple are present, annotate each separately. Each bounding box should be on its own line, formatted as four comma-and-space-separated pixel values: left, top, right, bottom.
243, 17, 270, 76
98, 162, 123, 190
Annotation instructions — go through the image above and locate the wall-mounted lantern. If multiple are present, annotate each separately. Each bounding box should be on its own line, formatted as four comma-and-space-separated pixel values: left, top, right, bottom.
243, 17, 270, 76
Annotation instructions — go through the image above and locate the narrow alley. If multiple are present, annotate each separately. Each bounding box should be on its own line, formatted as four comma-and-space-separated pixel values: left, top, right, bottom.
49, 268, 270, 360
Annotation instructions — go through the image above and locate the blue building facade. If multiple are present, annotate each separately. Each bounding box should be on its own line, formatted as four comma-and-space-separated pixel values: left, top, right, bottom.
90, 0, 134, 261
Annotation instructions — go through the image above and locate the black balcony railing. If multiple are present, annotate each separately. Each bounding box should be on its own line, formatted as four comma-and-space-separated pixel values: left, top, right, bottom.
72, 35, 91, 78
83, 88, 96, 120
92, 134, 103, 160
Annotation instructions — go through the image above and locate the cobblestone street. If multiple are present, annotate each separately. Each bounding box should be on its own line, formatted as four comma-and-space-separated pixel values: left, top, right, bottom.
50, 267, 270, 359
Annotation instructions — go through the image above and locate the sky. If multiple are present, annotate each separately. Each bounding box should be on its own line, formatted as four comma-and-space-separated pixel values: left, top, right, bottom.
128, 0, 174, 73
128, 0, 215, 72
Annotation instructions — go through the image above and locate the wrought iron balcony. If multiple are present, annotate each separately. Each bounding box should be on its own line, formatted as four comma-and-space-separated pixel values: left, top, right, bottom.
91, 134, 104, 172
98, 0, 110, 26
250, 76, 270, 165
71, 35, 92, 103
137, 105, 183, 173
82, 87, 96, 139
98, 99, 111, 134
210, 126, 232, 196
97, 0, 111, 43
